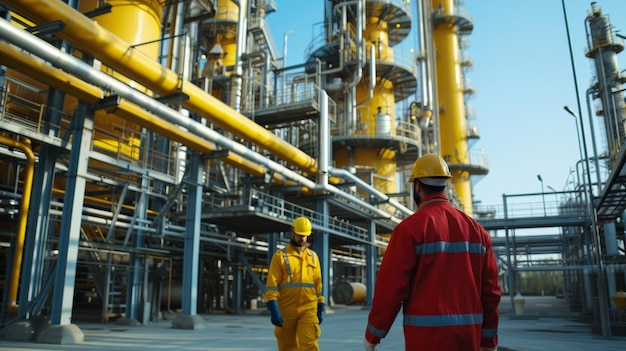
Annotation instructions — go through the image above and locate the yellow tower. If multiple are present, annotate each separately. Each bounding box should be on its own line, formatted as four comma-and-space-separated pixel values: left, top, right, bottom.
432, 0, 487, 215
309, 0, 420, 215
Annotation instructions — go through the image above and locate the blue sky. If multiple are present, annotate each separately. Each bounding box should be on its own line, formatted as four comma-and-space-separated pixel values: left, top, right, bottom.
268, 1, 626, 208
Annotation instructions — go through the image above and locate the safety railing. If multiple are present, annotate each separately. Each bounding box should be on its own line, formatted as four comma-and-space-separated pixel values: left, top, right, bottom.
473, 190, 588, 221
204, 188, 371, 242
0, 86, 72, 139
331, 117, 422, 142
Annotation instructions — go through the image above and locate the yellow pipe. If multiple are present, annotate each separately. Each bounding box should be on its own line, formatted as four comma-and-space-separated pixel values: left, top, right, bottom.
0, 43, 102, 102
3, 0, 318, 176
432, 0, 472, 215
108, 99, 275, 180
0, 135, 35, 314
0, 41, 286, 182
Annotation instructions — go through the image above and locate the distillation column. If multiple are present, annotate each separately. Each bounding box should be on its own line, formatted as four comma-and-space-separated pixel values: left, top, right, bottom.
431, 0, 485, 215
311, 0, 419, 213
584, 3, 626, 168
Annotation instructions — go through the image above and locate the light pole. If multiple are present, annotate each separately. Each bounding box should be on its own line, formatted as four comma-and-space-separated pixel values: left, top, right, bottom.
564, 106, 584, 166
537, 174, 546, 216
547, 185, 559, 205
561, 0, 610, 337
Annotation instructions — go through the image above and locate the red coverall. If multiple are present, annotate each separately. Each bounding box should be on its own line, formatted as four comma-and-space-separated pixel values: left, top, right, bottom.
266, 244, 324, 351
365, 193, 501, 350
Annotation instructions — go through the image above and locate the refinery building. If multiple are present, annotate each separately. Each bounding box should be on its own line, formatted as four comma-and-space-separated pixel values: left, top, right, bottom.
0, 0, 624, 345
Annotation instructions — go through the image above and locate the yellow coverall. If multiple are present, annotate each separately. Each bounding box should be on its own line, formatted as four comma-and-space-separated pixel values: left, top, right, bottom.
265, 244, 324, 351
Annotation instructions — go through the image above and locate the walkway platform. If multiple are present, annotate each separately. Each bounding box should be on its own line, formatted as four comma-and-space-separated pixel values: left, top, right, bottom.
1, 296, 624, 350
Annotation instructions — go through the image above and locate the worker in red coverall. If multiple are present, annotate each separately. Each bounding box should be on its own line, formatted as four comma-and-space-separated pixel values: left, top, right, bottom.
364, 153, 501, 351
266, 216, 325, 351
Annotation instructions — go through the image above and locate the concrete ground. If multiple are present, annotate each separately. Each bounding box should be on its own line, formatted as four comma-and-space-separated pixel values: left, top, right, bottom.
1, 296, 625, 350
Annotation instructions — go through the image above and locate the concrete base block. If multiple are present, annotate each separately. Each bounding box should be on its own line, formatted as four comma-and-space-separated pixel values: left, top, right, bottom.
171, 314, 207, 330
5, 321, 35, 341
162, 309, 178, 320
116, 318, 141, 326
36, 324, 84, 345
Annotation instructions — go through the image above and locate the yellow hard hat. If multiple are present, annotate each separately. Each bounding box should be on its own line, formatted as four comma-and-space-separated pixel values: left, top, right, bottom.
408, 153, 452, 186
292, 216, 312, 236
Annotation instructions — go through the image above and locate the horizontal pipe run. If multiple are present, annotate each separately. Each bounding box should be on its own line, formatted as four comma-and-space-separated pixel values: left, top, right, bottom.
0, 18, 402, 224
0, 0, 318, 175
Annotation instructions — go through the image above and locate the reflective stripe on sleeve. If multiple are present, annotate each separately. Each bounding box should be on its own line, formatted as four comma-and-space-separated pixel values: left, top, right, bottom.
404, 313, 483, 327
367, 323, 388, 338
415, 241, 486, 255
282, 249, 292, 284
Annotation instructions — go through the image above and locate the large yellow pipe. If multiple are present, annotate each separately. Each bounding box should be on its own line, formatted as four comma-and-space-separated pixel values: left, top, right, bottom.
0, 41, 284, 182
2, 0, 318, 176
432, 0, 472, 215
1, 136, 35, 314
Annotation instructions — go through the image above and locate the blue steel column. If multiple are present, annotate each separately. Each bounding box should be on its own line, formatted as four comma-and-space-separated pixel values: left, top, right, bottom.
181, 151, 203, 315
267, 233, 277, 261
315, 89, 331, 304
315, 200, 330, 305
126, 177, 149, 320
50, 102, 92, 325
365, 220, 376, 306
232, 264, 243, 313
19, 88, 66, 317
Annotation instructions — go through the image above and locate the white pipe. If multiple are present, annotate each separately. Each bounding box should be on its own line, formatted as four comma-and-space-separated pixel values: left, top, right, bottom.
0, 18, 401, 225
417, 0, 429, 109
231, 0, 248, 112
330, 167, 413, 217
320, 90, 330, 188
355, 44, 375, 107
347, 0, 364, 90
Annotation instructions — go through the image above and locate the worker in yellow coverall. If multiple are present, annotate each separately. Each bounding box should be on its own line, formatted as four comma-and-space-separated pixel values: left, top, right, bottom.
265, 216, 325, 351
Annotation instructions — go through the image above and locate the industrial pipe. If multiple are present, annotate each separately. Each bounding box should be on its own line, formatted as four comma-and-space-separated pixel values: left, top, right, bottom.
0, 136, 35, 314
0, 0, 318, 175
0, 41, 278, 181
0, 18, 402, 223
330, 167, 413, 217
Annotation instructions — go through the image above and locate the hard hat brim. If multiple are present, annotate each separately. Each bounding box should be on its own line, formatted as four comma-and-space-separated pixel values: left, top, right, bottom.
418, 177, 449, 186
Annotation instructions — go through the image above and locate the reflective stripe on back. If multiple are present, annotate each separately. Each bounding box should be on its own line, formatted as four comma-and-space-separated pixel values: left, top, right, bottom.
415, 241, 486, 255
404, 313, 483, 327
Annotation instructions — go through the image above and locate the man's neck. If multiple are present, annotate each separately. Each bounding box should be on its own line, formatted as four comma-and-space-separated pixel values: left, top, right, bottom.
290, 243, 307, 254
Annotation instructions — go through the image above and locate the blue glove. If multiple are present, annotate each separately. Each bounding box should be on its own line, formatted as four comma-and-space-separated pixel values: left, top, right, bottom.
317, 303, 324, 324
267, 300, 283, 327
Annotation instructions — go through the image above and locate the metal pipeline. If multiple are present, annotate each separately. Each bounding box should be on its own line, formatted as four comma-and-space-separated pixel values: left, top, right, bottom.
0, 40, 276, 181
0, 18, 402, 223
1, 0, 317, 175
0, 135, 35, 314
330, 167, 413, 217
585, 87, 604, 192
230, 0, 248, 113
